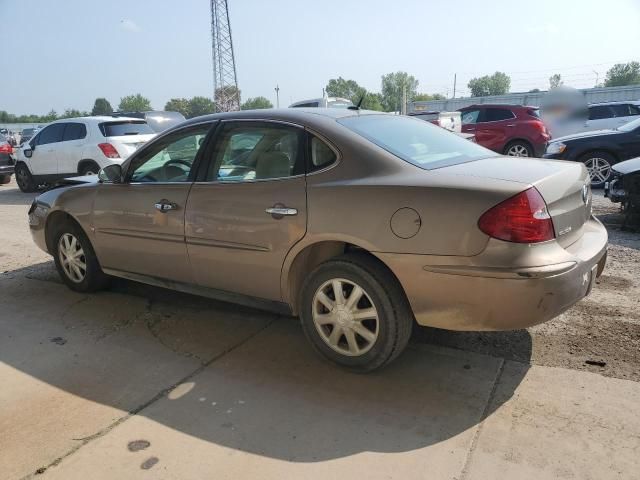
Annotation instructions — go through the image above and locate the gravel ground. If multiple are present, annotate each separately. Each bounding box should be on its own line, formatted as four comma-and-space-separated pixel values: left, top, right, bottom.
2, 179, 639, 381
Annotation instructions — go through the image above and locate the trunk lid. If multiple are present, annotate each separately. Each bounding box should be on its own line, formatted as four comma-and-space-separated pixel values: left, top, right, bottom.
443, 156, 592, 247
108, 134, 156, 159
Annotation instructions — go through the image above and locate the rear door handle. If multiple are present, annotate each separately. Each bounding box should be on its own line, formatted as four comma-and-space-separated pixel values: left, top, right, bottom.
266, 207, 297, 216
506, 124, 516, 127
155, 200, 177, 212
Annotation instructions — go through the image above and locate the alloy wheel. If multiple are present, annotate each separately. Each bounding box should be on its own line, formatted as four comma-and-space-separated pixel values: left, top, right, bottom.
16, 167, 29, 188
507, 144, 530, 157
58, 233, 87, 283
312, 278, 379, 356
584, 157, 611, 184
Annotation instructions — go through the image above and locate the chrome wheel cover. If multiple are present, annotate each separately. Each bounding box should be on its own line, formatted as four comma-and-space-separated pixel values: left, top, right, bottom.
58, 233, 87, 283
584, 157, 611, 184
507, 144, 530, 157
312, 278, 379, 356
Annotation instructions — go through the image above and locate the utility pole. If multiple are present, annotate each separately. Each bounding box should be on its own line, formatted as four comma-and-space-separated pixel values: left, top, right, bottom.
274, 85, 280, 108
593, 70, 600, 87
453, 73, 457, 99
211, 0, 240, 112
401, 84, 407, 115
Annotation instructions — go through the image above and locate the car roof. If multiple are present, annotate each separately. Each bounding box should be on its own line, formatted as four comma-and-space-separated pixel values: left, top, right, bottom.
47, 116, 144, 125
589, 100, 640, 107
179, 108, 386, 127
461, 104, 537, 109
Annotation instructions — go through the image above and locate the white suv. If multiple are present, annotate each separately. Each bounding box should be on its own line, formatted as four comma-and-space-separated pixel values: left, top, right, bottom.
15, 116, 156, 192
583, 101, 640, 131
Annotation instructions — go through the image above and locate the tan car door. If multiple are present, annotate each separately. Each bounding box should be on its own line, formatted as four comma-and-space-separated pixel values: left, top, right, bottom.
92, 123, 214, 283
185, 120, 307, 302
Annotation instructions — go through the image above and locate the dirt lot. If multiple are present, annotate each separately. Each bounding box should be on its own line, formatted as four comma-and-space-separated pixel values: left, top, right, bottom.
1, 180, 639, 381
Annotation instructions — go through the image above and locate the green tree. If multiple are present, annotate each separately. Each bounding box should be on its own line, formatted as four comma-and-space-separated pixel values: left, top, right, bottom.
468, 72, 511, 97
118, 93, 152, 112
60, 109, 87, 119
164, 98, 190, 117
326, 77, 363, 100
528, 88, 541, 93
381, 72, 419, 112
549, 74, 563, 89
604, 62, 640, 87
241, 96, 273, 110
413, 93, 445, 101
91, 98, 113, 116
188, 96, 216, 118
358, 92, 383, 111
214, 86, 241, 112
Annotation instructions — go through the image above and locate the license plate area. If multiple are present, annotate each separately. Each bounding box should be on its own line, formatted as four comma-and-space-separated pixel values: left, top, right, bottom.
584, 265, 598, 297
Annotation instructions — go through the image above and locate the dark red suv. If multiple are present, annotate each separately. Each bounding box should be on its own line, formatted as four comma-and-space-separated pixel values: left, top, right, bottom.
458, 104, 550, 157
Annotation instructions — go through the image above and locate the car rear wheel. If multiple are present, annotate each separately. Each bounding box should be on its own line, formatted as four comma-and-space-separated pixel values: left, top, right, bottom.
51, 220, 110, 292
79, 162, 100, 176
580, 151, 616, 188
504, 141, 533, 157
299, 254, 413, 372
15, 163, 36, 192
0, 175, 10, 185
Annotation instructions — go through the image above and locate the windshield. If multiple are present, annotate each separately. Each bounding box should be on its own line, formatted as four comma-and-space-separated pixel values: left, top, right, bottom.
100, 121, 153, 137
617, 117, 640, 132
337, 114, 493, 169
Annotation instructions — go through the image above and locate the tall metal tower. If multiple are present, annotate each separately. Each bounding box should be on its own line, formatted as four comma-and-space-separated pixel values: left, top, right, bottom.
210, 0, 240, 112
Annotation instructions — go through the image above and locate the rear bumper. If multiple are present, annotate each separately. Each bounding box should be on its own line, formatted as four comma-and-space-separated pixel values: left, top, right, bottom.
0, 165, 14, 176
375, 217, 608, 331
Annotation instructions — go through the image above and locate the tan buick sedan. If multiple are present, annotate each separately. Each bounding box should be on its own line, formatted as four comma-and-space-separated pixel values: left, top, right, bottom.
28, 109, 608, 371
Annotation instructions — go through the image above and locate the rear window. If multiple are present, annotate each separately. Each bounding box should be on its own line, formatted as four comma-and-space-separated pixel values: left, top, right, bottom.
99, 121, 153, 137
588, 105, 614, 120
338, 114, 492, 170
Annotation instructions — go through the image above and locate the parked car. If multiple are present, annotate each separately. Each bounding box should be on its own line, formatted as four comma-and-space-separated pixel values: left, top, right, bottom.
409, 111, 462, 133
290, 97, 353, 108
0, 134, 15, 184
604, 157, 640, 229
110, 110, 186, 133
28, 109, 607, 371
547, 101, 640, 139
19, 127, 39, 145
544, 117, 640, 188
458, 104, 551, 157
14, 116, 156, 192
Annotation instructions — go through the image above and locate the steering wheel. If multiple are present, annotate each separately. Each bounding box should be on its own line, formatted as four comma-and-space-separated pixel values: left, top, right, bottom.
164, 158, 192, 169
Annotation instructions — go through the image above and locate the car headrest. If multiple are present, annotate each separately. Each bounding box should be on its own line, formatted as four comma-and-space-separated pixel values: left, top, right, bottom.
255, 152, 290, 179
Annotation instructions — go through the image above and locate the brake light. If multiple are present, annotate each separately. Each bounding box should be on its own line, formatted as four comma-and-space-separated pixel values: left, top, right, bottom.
478, 188, 555, 243
0, 143, 13, 154
98, 143, 120, 159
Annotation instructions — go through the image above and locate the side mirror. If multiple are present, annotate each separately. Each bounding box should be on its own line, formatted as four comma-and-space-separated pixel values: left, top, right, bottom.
24, 149, 33, 158
98, 164, 123, 183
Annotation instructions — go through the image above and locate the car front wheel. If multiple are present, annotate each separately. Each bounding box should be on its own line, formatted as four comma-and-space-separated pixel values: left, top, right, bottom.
580, 151, 616, 188
15, 163, 36, 192
51, 220, 110, 292
299, 254, 413, 372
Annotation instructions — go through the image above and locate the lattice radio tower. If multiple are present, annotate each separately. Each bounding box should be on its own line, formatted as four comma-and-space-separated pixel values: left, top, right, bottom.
211, 0, 240, 111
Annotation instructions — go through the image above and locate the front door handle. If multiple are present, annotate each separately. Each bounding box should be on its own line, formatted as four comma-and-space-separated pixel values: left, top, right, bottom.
155, 200, 177, 212
266, 206, 298, 217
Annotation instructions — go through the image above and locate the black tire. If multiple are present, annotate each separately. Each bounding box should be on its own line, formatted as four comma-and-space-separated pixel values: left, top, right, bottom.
50, 219, 110, 293
299, 253, 413, 372
15, 163, 36, 192
579, 151, 617, 189
0, 175, 10, 185
504, 140, 534, 157
79, 161, 100, 176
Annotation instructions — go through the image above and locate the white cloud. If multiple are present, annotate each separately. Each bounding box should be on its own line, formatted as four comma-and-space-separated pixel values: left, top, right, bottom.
119, 19, 141, 33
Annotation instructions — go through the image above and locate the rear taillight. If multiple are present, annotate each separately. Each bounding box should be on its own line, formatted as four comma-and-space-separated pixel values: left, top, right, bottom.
478, 187, 555, 243
98, 143, 120, 159
0, 143, 13, 154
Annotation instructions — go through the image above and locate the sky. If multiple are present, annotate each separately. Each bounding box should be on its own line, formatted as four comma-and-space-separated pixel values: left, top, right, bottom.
1, 0, 639, 115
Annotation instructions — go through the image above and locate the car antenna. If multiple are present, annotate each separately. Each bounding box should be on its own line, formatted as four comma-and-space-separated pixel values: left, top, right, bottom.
348, 94, 366, 111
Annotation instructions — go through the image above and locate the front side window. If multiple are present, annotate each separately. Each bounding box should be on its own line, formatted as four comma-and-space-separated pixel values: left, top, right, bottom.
62, 123, 87, 141
128, 125, 211, 183
589, 105, 614, 120
482, 108, 515, 122
37, 124, 66, 145
207, 123, 304, 181
338, 114, 492, 170
461, 109, 480, 124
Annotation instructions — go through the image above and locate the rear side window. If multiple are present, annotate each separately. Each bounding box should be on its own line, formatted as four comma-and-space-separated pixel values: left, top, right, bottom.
461, 109, 480, 124
62, 123, 87, 141
481, 108, 515, 122
610, 104, 639, 117
589, 105, 614, 120
309, 136, 337, 172
528, 109, 541, 118
37, 124, 66, 145
99, 121, 153, 137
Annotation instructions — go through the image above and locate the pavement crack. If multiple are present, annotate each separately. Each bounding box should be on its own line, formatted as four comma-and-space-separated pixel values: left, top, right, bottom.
20, 316, 279, 480
458, 357, 506, 480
